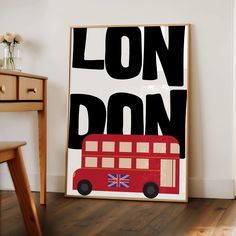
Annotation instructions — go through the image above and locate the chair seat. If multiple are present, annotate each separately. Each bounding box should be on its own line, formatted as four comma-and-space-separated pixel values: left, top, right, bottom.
0, 141, 26, 152
0, 142, 26, 163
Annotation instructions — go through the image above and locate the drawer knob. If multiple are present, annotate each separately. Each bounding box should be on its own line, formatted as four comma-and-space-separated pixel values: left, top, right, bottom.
27, 88, 37, 93
0, 85, 6, 93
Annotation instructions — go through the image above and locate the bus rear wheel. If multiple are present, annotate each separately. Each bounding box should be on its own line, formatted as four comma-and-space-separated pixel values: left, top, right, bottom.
77, 180, 92, 196
143, 182, 159, 199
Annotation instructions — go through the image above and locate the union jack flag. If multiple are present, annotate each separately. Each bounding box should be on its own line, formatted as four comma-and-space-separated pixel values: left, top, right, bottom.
107, 174, 130, 188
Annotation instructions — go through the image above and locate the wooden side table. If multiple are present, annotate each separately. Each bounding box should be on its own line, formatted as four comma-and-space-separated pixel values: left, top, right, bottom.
0, 69, 47, 205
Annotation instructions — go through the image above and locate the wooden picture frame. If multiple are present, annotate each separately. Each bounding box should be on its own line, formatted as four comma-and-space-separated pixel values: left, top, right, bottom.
66, 24, 190, 202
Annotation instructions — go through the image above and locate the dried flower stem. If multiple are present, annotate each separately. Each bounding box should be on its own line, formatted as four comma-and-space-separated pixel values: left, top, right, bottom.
6, 44, 15, 70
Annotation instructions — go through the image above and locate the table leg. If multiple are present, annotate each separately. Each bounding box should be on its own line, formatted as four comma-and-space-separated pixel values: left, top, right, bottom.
38, 109, 47, 204
38, 80, 47, 205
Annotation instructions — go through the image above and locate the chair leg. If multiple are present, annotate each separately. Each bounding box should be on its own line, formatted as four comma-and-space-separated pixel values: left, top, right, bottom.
7, 147, 42, 236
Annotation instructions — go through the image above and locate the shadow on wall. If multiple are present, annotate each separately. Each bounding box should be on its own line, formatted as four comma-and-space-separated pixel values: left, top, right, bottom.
188, 24, 206, 197
21, 40, 44, 71
47, 80, 68, 191
23, 40, 43, 55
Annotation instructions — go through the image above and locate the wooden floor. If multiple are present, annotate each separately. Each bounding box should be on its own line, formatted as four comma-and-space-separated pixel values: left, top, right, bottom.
1, 191, 236, 236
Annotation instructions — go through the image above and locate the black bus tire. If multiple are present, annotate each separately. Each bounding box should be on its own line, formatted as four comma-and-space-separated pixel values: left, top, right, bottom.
143, 182, 159, 199
77, 180, 92, 196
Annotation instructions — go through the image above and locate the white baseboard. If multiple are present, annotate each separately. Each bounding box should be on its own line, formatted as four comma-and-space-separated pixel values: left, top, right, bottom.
188, 178, 235, 199
0, 172, 65, 193
0, 173, 234, 199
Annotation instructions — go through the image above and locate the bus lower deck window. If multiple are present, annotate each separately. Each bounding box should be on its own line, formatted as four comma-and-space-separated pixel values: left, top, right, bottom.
119, 158, 132, 168
102, 157, 115, 168
85, 157, 98, 167
136, 158, 149, 169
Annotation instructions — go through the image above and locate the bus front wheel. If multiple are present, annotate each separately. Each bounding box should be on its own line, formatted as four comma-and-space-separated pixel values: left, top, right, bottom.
77, 180, 92, 196
143, 182, 159, 199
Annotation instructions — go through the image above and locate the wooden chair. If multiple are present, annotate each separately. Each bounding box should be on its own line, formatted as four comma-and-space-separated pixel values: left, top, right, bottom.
0, 142, 42, 236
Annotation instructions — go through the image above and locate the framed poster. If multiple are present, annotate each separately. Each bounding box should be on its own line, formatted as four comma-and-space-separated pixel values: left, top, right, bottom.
66, 24, 190, 202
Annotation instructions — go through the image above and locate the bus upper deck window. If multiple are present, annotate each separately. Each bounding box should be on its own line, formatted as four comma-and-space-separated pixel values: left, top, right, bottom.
102, 141, 115, 152
119, 158, 132, 168
102, 157, 115, 168
85, 141, 98, 152
170, 143, 180, 154
136, 142, 149, 153
153, 143, 166, 153
136, 158, 149, 169
119, 142, 132, 152
85, 157, 97, 167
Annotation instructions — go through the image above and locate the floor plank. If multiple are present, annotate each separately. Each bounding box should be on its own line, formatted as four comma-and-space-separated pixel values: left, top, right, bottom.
0, 191, 235, 236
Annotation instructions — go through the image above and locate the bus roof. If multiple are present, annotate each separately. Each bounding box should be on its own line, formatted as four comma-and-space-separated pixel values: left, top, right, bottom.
83, 134, 179, 144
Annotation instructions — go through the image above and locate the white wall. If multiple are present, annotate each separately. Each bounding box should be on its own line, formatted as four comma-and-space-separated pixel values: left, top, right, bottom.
0, 0, 234, 198
234, 0, 236, 193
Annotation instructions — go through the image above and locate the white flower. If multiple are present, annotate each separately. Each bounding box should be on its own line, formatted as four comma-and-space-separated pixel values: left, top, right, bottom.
0, 35, 4, 43
4, 32, 14, 43
14, 34, 23, 43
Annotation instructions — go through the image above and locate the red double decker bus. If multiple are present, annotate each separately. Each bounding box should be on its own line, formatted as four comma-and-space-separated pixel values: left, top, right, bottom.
73, 134, 180, 199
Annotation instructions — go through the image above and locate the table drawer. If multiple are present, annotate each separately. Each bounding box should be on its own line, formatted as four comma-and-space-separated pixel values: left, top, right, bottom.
19, 77, 43, 100
0, 75, 17, 100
